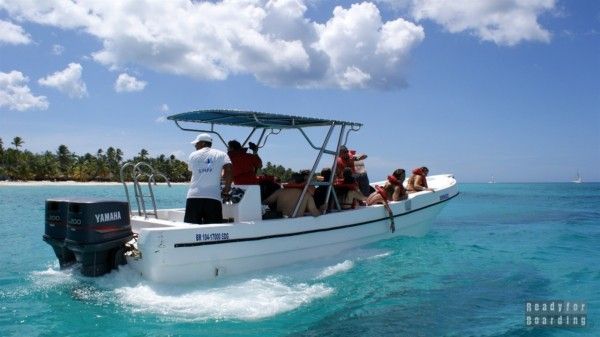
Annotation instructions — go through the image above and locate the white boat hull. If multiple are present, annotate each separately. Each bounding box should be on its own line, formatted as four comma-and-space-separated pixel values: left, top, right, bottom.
126, 174, 458, 283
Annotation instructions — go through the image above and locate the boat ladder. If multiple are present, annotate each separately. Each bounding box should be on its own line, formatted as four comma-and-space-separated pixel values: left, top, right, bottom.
120, 162, 171, 219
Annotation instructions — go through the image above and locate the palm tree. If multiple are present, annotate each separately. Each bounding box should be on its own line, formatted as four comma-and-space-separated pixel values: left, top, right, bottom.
11, 136, 23, 150
95, 148, 110, 180
56, 144, 73, 180
138, 149, 149, 161
0, 137, 4, 164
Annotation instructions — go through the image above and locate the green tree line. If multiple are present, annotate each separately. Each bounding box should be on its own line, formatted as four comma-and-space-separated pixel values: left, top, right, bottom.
0, 136, 191, 182
261, 161, 294, 182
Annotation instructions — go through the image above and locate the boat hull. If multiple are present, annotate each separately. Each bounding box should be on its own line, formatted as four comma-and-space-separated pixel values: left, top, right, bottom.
126, 174, 458, 283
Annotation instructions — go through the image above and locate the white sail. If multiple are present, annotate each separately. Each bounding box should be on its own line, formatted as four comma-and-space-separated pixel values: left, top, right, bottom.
573, 171, 582, 184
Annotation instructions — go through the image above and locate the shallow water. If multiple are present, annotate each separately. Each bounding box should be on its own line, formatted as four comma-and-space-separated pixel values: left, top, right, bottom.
0, 183, 598, 336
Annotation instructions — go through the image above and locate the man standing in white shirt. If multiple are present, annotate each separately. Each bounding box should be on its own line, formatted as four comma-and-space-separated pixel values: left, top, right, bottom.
185, 133, 232, 224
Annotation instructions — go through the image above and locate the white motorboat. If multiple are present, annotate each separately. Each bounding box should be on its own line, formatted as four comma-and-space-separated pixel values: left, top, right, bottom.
43, 110, 458, 283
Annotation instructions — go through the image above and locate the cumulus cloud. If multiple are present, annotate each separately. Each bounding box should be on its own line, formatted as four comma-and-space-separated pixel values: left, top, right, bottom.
0, 0, 426, 90
0, 19, 31, 45
382, 0, 555, 46
115, 73, 147, 92
160, 103, 169, 113
38, 63, 88, 98
0, 71, 49, 111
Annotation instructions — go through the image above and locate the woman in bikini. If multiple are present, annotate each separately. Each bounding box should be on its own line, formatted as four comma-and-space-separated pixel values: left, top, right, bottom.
366, 168, 408, 205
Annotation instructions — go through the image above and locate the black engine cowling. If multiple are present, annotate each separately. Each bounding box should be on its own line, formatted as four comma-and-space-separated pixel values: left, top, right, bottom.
43, 199, 76, 268
43, 198, 133, 277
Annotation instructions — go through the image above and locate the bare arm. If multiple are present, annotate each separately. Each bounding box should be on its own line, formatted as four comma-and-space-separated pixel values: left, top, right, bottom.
222, 163, 232, 193
414, 176, 433, 192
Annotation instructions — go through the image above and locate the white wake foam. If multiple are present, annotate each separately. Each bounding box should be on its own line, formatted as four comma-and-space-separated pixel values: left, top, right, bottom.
316, 260, 354, 279
26, 247, 393, 321
112, 276, 332, 321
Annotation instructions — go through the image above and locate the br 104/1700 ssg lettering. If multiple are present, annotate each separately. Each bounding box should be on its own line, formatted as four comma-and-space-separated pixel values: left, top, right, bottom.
196, 233, 230, 242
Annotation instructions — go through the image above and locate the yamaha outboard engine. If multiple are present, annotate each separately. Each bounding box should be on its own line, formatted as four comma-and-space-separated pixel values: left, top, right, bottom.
43, 198, 133, 277
43, 198, 76, 268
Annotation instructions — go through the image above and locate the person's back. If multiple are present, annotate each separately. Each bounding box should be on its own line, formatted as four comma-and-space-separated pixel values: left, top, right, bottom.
185, 133, 232, 225
265, 188, 318, 217
188, 147, 230, 200
263, 172, 320, 217
407, 166, 433, 193
227, 140, 262, 185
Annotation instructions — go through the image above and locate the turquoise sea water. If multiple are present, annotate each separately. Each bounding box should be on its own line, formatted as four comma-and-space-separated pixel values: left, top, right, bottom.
0, 183, 598, 336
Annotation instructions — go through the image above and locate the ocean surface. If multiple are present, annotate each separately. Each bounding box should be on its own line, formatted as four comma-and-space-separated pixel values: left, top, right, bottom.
0, 183, 598, 337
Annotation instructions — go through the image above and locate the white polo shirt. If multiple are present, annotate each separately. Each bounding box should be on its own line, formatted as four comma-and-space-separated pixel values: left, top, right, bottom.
187, 147, 231, 200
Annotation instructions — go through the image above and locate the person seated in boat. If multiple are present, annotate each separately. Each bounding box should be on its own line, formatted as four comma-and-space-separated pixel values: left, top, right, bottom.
406, 166, 434, 193
336, 145, 372, 196
366, 168, 408, 205
263, 172, 320, 218
227, 140, 262, 185
335, 167, 367, 209
313, 167, 332, 210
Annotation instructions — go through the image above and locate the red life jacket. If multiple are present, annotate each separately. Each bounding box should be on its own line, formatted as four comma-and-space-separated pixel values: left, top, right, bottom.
387, 175, 401, 186
375, 185, 388, 200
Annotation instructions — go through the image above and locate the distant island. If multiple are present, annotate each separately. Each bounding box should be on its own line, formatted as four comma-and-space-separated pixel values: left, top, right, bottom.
0, 136, 292, 183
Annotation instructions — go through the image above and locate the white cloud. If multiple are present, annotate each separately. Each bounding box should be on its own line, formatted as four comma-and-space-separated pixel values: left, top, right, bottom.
38, 63, 88, 98
114, 73, 147, 92
52, 44, 65, 55
383, 0, 555, 46
315, 2, 423, 88
0, 71, 49, 111
0, 0, 426, 90
0, 19, 31, 45
155, 103, 170, 122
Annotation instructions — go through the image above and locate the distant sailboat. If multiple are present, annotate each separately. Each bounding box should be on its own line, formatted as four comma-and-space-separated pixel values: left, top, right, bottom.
573, 171, 582, 184
488, 175, 495, 184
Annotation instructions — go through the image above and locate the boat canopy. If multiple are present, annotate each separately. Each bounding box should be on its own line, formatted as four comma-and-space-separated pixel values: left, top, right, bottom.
168, 108, 363, 217
167, 109, 362, 129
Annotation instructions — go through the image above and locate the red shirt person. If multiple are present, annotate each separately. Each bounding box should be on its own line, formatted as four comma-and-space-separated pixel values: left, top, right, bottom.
227, 140, 262, 185
335, 145, 367, 178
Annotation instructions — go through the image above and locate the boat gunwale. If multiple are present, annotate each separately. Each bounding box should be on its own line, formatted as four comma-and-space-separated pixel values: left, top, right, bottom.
170, 191, 459, 248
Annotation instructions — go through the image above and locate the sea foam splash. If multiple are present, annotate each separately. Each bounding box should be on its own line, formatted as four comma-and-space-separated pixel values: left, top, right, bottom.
24, 247, 393, 321
112, 276, 332, 321
316, 260, 354, 279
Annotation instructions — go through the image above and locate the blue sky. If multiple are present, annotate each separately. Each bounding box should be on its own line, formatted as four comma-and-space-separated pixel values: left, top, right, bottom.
0, 0, 598, 183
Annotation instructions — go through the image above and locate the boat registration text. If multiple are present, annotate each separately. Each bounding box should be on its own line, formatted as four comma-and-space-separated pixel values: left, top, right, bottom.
195, 232, 230, 242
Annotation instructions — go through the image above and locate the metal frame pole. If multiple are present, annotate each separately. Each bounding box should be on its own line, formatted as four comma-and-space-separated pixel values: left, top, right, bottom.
291, 123, 336, 217
323, 123, 347, 211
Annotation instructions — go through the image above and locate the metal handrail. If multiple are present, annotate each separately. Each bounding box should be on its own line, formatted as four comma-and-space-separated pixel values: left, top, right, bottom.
120, 161, 171, 219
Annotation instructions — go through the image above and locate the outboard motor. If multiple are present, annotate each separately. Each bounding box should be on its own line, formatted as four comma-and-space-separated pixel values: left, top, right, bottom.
43, 198, 133, 277
43, 198, 76, 268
